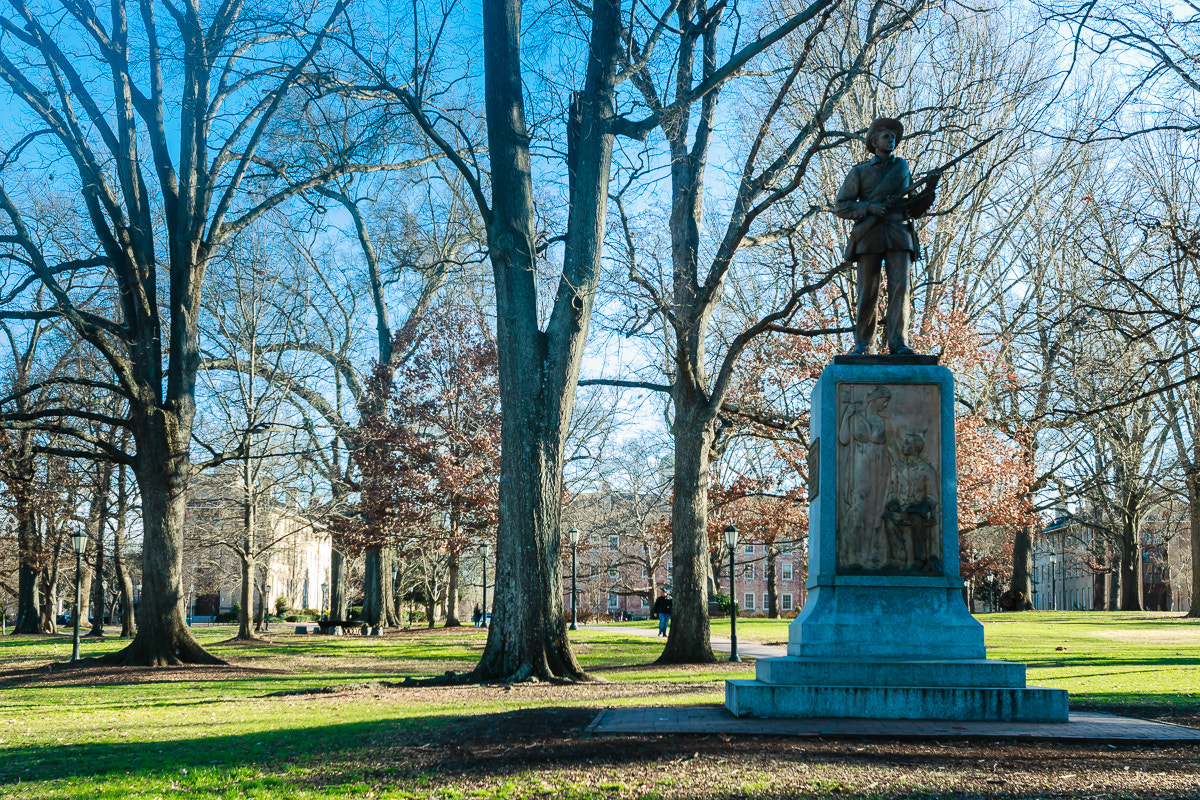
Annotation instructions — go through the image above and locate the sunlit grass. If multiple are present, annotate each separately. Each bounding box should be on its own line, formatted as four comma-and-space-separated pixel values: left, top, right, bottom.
3, 613, 1200, 798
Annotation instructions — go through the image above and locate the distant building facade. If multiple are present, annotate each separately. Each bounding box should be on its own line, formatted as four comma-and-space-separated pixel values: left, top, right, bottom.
563, 532, 808, 621
183, 471, 331, 619
1032, 511, 1191, 613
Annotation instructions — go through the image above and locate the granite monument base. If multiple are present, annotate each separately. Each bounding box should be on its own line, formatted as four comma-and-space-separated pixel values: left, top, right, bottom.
724, 359, 1067, 722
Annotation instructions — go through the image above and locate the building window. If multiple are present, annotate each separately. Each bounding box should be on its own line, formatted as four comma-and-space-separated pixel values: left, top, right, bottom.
607, 535, 619, 551
744, 543, 755, 555
782, 562, 793, 581
743, 563, 754, 580
743, 592, 755, 611
641, 596, 649, 608
608, 567, 619, 581
781, 593, 793, 611
642, 567, 648, 579
608, 593, 618, 608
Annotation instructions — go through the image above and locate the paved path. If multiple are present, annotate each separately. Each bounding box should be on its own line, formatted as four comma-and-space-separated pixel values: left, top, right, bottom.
580, 624, 787, 660
587, 705, 1200, 742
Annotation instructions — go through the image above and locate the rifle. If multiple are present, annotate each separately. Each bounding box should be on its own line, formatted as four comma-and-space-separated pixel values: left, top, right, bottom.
840, 131, 1003, 264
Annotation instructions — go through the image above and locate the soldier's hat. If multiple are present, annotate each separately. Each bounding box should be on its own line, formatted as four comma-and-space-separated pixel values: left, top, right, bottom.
864, 117, 903, 154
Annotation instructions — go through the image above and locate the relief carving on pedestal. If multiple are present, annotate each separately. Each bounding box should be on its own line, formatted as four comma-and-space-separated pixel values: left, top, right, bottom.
836, 382, 942, 574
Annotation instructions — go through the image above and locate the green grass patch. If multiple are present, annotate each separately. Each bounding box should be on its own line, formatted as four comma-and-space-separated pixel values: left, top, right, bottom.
3, 613, 1199, 798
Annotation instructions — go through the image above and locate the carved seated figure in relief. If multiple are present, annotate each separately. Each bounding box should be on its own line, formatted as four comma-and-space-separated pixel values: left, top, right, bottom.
881, 431, 941, 573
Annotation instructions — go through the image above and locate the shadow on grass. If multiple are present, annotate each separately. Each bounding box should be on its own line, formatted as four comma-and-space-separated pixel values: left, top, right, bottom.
0, 706, 590, 787
6, 704, 1200, 798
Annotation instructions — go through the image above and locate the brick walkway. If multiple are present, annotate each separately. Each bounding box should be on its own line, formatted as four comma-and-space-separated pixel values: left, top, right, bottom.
586, 704, 1200, 742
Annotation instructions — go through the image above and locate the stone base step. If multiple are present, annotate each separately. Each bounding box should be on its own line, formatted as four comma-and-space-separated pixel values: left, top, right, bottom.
757, 658, 1026, 688
726, 680, 1069, 722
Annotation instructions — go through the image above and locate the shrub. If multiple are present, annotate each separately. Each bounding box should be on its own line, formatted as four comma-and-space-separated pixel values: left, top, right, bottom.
713, 593, 739, 615
275, 596, 289, 617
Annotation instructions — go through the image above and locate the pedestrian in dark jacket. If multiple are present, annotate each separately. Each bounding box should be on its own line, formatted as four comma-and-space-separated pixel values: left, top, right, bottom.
651, 590, 672, 637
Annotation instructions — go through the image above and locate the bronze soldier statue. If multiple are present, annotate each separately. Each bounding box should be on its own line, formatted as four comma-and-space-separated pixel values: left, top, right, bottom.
835, 118, 931, 356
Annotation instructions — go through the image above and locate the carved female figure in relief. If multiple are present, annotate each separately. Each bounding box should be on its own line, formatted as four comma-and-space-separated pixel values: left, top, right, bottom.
837, 385, 893, 570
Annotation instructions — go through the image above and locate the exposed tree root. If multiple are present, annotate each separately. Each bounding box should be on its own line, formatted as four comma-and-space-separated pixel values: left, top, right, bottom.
85, 638, 228, 667
224, 635, 271, 645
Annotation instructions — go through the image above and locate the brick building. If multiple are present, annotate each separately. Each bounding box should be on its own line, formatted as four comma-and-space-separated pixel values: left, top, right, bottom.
563, 531, 809, 621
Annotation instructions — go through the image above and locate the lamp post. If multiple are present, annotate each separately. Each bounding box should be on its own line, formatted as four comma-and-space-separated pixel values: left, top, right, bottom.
69, 526, 88, 662
479, 542, 489, 628
1049, 552, 1057, 611
321, 582, 329, 619
568, 527, 580, 631
264, 584, 271, 632
725, 524, 741, 662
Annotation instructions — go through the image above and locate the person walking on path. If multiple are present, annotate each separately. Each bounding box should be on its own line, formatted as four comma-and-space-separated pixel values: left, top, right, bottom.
651, 590, 672, 637
472, 604, 483, 627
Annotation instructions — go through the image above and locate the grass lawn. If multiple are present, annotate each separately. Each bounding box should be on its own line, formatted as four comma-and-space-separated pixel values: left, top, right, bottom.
3, 613, 1199, 799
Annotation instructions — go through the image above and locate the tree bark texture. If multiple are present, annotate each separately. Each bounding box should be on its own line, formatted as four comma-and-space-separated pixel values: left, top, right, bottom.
1010, 525, 1035, 610
39, 556, 58, 634
89, 468, 111, 636
361, 546, 400, 628
1119, 508, 1144, 611
471, 0, 620, 681
445, 552, 461, 626
659, 402, 716, 664
766, 547, 778, 618
13, 497, 40, 633
1187, 468, 1200, 618
330, 538, 350, 621
105, 447, 222, 666
112, 489, 136, 638
238, 554, 256, 640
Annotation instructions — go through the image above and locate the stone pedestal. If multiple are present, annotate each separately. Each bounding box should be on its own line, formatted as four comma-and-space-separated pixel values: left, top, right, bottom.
725, 358, 1068, 722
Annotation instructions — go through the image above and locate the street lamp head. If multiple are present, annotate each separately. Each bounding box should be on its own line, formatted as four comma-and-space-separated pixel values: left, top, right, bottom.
724, 524, 738, 550
479, 541, 489, 558
70, 526, 88, 555
568, 527, 579, 546
1049, 552, 1057, 566
321, 582, 328, 593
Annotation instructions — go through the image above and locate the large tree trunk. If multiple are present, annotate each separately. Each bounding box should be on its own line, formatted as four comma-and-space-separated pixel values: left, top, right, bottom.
659, 401, 716, 664
237, 554, 257, 640
766, 547, 779, 618
1187, 467, 1200, 618
13, 498, 40, 634
330, 539, 349, 621
111, 456, 136, 637
1010, 524, 1035, 610
113, 504, 136, 637
99, 422, 223, 666
79, 568, 93, 633
469, 0, 619, 682
361, 546, 399, 631
445, 552, 461, 627
236, 460, 262, 641
89, 462, 114, 636
39, 551, 60, 634
1108, 545, 1122, 610
1119, 513, 1144, 611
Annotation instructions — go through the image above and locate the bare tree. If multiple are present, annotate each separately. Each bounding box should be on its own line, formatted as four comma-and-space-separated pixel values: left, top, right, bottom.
0, 0, 409, 664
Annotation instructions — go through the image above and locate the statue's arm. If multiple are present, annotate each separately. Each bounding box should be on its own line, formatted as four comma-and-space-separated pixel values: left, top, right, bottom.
833, 167, 868, 220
